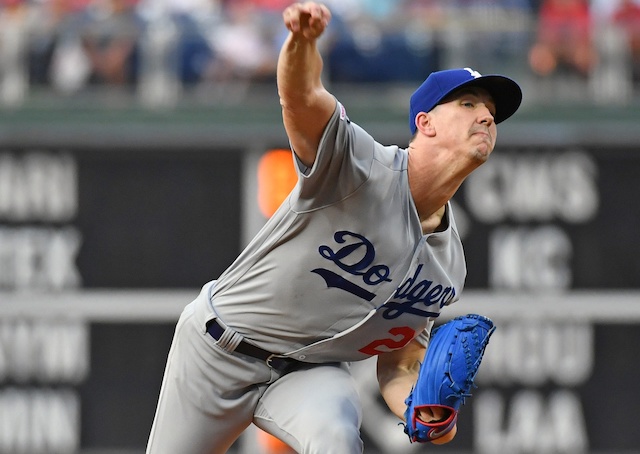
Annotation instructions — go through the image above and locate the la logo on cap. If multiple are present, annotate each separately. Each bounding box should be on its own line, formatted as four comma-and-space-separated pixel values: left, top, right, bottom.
465, 67, 482, 79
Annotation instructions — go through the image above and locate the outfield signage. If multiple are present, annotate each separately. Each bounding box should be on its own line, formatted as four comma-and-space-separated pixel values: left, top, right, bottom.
1, 144, 639, 453
456, 146, 640, 290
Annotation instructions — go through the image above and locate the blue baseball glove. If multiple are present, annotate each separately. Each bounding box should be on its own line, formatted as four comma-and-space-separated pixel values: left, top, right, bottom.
403, 314, 495, 443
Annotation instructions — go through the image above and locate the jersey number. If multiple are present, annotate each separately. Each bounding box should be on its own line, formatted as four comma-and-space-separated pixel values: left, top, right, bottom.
358, 327, 416, 356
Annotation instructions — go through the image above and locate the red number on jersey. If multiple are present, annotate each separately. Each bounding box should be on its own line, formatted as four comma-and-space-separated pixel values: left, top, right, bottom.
358, 327, 416, 356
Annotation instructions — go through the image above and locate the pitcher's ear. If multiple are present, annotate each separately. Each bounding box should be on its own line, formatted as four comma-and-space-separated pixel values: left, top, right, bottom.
415, 112, 436, 137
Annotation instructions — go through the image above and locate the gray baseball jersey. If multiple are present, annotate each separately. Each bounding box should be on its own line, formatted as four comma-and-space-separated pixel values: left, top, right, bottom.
203, 101, 467, 363
148, 100, 469, 454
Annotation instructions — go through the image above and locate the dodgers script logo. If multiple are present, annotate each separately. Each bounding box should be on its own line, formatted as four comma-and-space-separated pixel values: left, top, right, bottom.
382, 264, 455, 320
312, 230, 456, 319
312, 231, 391, 302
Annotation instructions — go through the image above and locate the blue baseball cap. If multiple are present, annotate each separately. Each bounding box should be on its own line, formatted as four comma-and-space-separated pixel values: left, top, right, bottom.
409, 67, 522, 134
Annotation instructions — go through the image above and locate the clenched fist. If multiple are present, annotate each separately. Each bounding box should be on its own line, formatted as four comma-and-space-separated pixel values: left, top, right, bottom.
283, 2, 331, 40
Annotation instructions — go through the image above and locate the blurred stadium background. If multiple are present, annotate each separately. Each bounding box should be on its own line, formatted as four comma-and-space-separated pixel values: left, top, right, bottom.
1, 0, 639, 453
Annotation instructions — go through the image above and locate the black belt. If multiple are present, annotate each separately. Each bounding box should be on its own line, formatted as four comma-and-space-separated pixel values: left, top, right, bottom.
207, 318, 304, 374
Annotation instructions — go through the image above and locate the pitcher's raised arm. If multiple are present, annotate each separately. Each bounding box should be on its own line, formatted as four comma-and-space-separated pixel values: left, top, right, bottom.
277, 2, 336, 168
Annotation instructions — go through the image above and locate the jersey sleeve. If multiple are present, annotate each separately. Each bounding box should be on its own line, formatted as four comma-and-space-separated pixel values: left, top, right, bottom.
291, 101, 376, 211
414, 318, 436, 349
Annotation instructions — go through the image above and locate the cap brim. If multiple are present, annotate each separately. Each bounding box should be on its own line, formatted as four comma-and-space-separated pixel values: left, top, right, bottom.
454, 75, 522, 124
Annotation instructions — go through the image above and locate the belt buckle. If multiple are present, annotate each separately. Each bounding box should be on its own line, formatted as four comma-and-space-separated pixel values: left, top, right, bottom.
266, 354, 292, 372
266, 354, 282, 369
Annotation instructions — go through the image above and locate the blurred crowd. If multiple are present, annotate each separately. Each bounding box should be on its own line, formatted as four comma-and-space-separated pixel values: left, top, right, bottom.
0, 0, 639, 106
